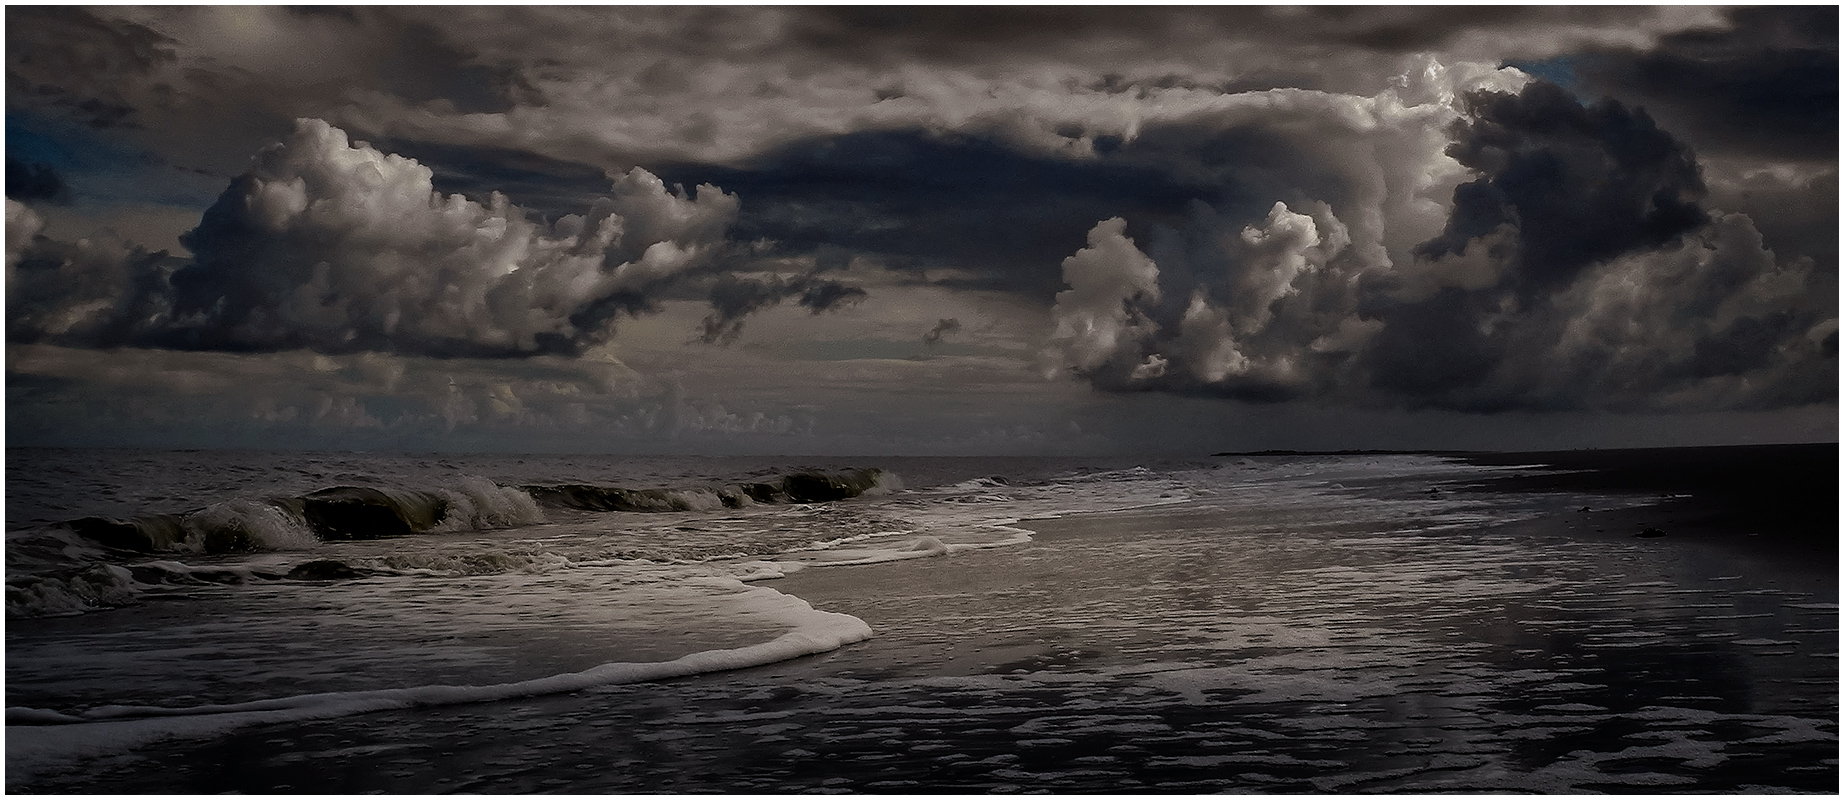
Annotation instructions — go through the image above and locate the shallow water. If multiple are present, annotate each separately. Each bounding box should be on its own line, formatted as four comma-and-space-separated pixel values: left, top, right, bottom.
5, 449, 1836, 792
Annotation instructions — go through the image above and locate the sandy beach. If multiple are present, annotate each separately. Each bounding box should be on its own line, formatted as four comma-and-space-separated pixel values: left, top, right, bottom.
10, 447, 1835, 793
7, 4, 1836, 793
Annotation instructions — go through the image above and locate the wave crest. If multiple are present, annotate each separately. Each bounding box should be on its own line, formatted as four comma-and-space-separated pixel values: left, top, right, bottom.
59, 478, 544, 553
6, 565, 139, 618
431, 477, 545, 532
525, 468, 893, 512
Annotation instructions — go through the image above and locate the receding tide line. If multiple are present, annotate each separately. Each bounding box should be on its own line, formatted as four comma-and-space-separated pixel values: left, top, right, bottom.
5, 584, 872, 784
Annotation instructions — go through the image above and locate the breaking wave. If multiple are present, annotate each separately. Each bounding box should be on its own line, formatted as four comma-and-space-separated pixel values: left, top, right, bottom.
7, 468, 899, 619
523, 468, 894, 512
50, 468, 892, 554
4, 565, 140, 619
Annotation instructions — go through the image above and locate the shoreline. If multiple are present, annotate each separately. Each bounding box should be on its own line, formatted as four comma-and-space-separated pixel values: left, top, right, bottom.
1450, 443, 1837, 566
8, 450, 1835, 793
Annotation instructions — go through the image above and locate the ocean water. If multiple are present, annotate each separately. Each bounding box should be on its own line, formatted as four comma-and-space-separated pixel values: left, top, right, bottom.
5, 449, 1836, 792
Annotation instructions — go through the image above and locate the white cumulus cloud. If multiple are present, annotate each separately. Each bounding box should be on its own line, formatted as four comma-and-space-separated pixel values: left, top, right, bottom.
168, 118, 739, 356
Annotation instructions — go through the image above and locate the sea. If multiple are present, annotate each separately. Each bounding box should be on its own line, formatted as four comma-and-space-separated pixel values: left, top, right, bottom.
5, 448, 1837, 792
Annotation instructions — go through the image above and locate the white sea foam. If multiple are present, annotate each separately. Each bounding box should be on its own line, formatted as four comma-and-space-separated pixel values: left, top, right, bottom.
733, 524, 1038, 577
5, 580, 872, 784
131, 559, 277, 583
9, 450, 1832, 793
4, 564, 139, 618
349, 547, 576, 577
4, 456, 1193, 775
431, 477, 546, 532
188, 499, 320, 551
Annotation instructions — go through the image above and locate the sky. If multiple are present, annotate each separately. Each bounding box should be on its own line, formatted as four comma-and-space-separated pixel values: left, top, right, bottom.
4, 5, 1837, 455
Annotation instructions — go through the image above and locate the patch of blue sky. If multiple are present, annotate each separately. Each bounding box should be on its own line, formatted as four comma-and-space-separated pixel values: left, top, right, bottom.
6, 112, 221, 209
1502, 56, 1579, 96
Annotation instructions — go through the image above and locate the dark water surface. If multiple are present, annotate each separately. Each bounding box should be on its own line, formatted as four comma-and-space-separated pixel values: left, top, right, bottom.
8, 447, 1834, 793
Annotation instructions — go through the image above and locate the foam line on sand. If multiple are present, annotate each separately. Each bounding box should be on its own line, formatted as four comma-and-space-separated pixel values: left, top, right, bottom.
6, 583, 871, 783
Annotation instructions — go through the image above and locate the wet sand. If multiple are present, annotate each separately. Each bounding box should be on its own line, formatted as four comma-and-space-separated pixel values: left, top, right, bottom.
9, 447, 1836, 793
1458, 443, 1837, 558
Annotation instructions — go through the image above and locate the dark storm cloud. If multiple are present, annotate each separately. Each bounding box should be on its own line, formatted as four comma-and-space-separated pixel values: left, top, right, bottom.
1706, 162, 1839, 275
796, 281, 867, 313
8, 6, 541, 193
372, 22, 529, 115
784, 7, 1190, 65
6, 201, 179, 349
1510, 213, 1837, 412
1412, 81, 1707, 296
6, 158, 68, 203
1571, 6, 1838, 161
783, 7, 1685, 65
1045, 82, 1835, 413
651, 125, 1332, 294
5, 6, 1730, 198
7, 6, 1831, 435
361, 138, 616, 222
1364, 81, 1714, 407
285, 5, 1733, 180
1378, 82, 1828, 411
697, 273, 865, 345
5, 6, 175, 129
1288, 6, 1690, 53
5, 7, 510, 122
